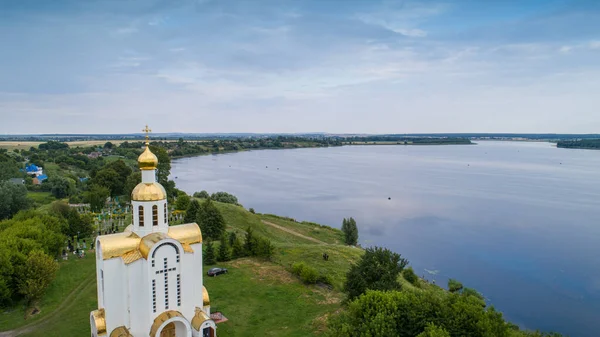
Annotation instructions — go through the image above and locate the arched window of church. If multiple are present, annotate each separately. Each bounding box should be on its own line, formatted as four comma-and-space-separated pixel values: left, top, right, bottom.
152, 205, 158, 226
138, 206, 144, 227
164, 204, 168, 223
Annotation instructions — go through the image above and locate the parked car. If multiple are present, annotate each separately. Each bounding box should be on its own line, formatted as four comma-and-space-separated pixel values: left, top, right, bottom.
207, 267, 228, 277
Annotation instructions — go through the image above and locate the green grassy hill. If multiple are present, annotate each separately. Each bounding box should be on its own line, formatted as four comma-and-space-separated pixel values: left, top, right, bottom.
0, 200, 360, 336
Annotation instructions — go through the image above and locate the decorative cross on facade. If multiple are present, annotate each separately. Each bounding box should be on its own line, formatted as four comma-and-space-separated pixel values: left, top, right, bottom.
155, 257, 177, 310
142, 125, 152, 144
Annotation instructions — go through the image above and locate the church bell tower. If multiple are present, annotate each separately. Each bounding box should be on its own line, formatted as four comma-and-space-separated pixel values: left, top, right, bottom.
131, 125, 169, 237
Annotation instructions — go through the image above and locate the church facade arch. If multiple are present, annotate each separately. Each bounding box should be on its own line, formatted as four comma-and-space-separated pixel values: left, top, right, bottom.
150, 311, 192, 337
148, 239, 184, 314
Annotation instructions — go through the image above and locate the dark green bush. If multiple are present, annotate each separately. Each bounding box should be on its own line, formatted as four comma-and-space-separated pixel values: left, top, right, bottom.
402, 267, 419, 285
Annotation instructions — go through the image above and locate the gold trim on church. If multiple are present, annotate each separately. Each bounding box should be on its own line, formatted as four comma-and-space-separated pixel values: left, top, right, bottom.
203, 286, 210, 307
97, 223, 203, 262
150, 310, 185, 337
91, 308, 107, 336
110, 326, 133, 337
191, 308, 212, 330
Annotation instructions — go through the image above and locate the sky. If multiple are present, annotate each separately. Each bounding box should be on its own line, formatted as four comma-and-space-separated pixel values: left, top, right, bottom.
0, 0, 599, 134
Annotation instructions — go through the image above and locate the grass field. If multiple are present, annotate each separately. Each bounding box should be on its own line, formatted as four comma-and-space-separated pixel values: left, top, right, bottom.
0, 140, 130, 151
0, 200, 360, 336
26, 191, 56, 206
7, 256, 341, 337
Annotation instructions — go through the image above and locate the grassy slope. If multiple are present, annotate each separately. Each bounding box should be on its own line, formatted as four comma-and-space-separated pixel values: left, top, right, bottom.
1, 200, 359, 336
0, 253, 96, 331
26, 191, 56, 206
213, 201, 363, 291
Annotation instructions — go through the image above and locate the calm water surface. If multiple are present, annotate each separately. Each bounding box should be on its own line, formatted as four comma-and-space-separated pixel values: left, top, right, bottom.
171, 141, 600, 336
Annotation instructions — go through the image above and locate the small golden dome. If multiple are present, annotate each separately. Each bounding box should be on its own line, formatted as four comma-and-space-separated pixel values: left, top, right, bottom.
138, 146, 158, 170
131, 182, 166, 201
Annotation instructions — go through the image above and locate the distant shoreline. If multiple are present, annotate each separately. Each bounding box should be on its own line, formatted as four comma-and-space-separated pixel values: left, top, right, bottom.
170, 141, 475, 160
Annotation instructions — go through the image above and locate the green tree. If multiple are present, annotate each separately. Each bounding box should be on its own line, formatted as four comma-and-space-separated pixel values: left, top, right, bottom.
104, 142, 114, 149
38, 141, 68, 150
210, 191, 239, 205
106, 160, 132, 184
184, 199, 201, 223
416, 323, 451, 337
175, 194, 191, 210
0, 157, 20, 182
228, 231, 237, 246
85, 185, 110, 212
244, 226, 255, 255
326, 290, 515, 337
344, 246, 408, 300
149, 145, 171, 185
92, 168, 121, 197
193, 190, 210, 199
49, 201, 92, 238
256, 236, 275, 259
341, 217, 358, 245
402, 266, 419, 286
0, 246, 14, 306
197, 198, 226, 240
124, 172, 141, 199
0, 181, 31, 220
217, 234, 231, 262
231, 237, 244, 259
204, 240, 216, 265
49, 176, 75, 199
17, 250, 59, 305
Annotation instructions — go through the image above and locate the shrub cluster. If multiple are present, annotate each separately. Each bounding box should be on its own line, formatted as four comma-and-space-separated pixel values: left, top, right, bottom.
204, 227, 274, 265
210, 191, 239, 205
402, 267, 419, 286
291, 261, 332, 285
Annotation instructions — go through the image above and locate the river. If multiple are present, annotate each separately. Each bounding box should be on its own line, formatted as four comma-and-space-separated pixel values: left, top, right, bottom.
170, 141, 600, 336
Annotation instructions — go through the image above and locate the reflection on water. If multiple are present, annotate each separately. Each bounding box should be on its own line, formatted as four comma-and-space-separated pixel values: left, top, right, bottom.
171, 141, 600, 336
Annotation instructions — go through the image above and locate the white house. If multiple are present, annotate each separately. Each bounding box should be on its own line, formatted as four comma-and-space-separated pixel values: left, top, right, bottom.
90, 130, 216, 337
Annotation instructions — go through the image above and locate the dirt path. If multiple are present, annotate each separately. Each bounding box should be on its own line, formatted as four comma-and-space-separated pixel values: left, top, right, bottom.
0, 273, 96, 337
261, 220, 327, 245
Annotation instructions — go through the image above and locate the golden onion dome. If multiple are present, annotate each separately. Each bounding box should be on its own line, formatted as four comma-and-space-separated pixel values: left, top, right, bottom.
138, 146, 158, 170
131, 182, 166, 201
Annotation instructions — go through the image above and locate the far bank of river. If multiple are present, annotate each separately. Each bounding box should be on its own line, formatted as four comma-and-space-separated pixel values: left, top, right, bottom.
170, 141, 600, 337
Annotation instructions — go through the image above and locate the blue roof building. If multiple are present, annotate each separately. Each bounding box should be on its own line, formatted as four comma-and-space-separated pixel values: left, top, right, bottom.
25, 164, 39, 173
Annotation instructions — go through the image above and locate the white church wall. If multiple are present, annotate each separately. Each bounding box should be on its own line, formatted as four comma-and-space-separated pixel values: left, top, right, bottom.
95, 241, 104, 308
141, 170, 154, 182
191, 242, 204, 310
179, 250, 195, 319
103, 258, 128, 332
127, 258, 149, 336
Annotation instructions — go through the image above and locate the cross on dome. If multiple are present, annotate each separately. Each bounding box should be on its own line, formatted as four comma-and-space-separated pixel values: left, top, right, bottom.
142, 125, 152, 145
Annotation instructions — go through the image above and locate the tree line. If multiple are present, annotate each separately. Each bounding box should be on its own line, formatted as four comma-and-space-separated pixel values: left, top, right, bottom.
556, 139, 600, 149
325, 246, 563, 337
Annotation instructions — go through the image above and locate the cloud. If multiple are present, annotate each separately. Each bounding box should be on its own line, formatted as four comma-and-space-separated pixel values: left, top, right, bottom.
0, 0, 599, 133
559, 46, 573, 53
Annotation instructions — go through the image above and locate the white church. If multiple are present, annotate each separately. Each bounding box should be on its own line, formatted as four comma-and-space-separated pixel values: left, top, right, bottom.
90, 127, 217, 337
